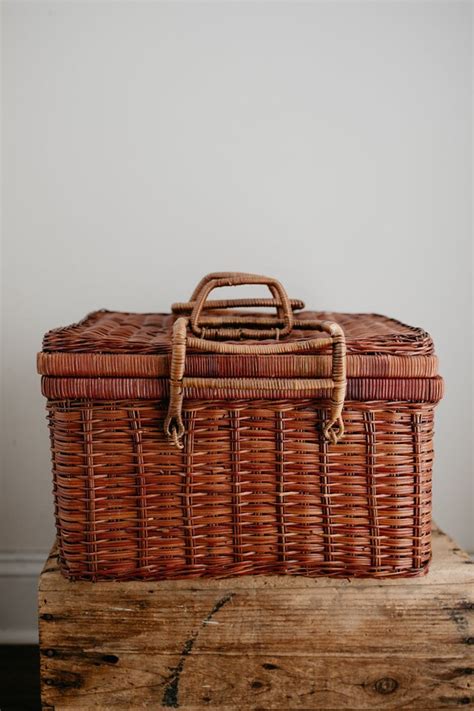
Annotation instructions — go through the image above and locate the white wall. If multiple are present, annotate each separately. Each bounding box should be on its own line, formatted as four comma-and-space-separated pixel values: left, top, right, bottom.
1, 0, 472, 641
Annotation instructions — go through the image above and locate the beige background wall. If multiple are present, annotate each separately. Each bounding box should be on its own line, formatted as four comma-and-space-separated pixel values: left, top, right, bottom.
1, 0, 472, 641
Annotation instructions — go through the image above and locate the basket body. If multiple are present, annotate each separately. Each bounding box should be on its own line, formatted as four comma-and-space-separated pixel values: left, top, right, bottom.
39, 275, 443, 580
46, 397, 434, 580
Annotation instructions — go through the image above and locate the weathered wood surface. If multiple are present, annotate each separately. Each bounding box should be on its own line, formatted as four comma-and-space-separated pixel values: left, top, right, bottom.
39, 526, 473, 710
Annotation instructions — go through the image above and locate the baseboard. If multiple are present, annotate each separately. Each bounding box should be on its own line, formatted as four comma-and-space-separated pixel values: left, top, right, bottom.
0, 551, 47, 577
0, 629, 41, 645
0, 550, 49, 644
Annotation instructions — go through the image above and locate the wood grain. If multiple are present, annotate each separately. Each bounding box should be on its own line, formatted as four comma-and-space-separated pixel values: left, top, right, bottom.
39, 526, 473, 710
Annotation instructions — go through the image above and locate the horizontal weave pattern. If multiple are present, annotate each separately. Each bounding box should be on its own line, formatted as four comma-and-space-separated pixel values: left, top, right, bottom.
42, 376, 444, 403
37, 352, 440, 379
47, 398, 434, 580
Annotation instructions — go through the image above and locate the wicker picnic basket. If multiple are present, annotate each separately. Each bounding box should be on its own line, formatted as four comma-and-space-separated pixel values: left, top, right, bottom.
38, 272, 443, 581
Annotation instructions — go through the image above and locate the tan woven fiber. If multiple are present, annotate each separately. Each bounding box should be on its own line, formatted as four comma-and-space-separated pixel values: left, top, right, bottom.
172, 297, 305, 314
164, 313, 347, 448
187, 272, 295, 337
39, 271, 442, 580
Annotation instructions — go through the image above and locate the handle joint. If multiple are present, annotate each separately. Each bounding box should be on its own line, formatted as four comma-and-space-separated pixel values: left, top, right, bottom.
164, 297, 347, 449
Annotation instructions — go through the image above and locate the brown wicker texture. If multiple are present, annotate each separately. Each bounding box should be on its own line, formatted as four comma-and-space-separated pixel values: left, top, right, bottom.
43, 309, 435, 355
41, 375, 444, 403
39, 272, 442, 580
38, 352, 440, 379
47, 399, 433, 580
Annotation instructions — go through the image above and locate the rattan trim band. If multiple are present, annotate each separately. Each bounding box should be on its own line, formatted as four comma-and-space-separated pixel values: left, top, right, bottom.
41, 375, 444, 402
37, 352, 440, 379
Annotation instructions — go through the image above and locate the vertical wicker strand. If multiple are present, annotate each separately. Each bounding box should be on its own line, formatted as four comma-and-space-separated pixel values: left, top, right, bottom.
183, 411, 197, 569
275, 410, 287, 568
81, 403, 98, 580
230, 409, 243, 564
363, 411, 381, 570
411, 412, 423, 570
48, 406, 66, 570
128, 408, 148, 572
318, 410, 334, 565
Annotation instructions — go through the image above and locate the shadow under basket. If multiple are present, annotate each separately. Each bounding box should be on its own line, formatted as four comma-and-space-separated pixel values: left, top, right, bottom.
38, 271, 443, 580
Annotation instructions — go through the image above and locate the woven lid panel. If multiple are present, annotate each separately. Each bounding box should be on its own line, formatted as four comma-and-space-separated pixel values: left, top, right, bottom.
42, 309, 434, 356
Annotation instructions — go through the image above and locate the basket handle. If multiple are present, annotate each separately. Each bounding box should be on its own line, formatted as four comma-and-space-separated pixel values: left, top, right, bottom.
172, 272, 297, 339
164, 316, 347, 449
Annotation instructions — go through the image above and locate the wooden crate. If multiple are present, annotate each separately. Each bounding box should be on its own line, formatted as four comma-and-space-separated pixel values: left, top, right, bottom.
39, 526, 473, 710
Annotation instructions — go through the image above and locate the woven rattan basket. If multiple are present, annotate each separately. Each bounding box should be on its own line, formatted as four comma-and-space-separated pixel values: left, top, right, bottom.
38, 272, 443, 580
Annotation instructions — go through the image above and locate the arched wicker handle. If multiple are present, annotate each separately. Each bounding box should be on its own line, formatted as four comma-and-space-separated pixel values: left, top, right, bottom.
175, 272, 296, 339
165, 314, 347, 450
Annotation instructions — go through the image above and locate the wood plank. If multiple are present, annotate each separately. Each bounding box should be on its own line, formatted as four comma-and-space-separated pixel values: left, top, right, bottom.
39, 526, 474, 709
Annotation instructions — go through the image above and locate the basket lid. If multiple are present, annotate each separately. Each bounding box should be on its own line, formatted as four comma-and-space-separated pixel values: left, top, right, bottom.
42, 308, 435, 357
39, 272, 441, 407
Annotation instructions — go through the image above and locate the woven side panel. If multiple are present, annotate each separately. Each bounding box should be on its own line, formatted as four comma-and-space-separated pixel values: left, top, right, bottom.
230, 410, 244, 565
275, 410, 287, 566
46, 399, 434, 580
128, 408, 149, 570
82, 404, 98, 578
318, 412, 334, 564
363, 411, 382, 570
